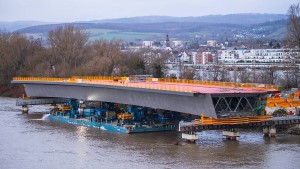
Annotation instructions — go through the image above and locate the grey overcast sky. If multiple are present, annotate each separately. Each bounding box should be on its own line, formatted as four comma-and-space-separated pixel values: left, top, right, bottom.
0, 0, 299, 22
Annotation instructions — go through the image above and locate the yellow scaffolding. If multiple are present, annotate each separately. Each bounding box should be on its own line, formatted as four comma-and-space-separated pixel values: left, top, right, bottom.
194, 114, 272, 125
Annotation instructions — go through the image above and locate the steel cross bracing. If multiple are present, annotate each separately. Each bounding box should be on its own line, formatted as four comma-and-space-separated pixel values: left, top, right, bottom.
212, 95, 259, 117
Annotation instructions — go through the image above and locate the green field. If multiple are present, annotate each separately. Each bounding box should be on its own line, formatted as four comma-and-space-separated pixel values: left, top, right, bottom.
267, 27, 287, 39
24, 29, 164, 42
86, 29, 163, 41
191, 31, 212, 36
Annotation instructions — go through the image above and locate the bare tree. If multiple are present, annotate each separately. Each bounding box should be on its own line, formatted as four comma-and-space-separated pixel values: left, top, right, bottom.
0, 32, 30, 83
139, 48, 171, 78
180, 69, 195, 80
80, 40, 121, 76
286, 3, 300, 48
208, 62, 229, 81
282, 45, 300, 89
279, 65, 300, 89
117, 51, 145, 76
238, 69, 253, 83
256, 67, 280, 85
209, 62, 222, 81
219, 65, 230, 82
47, 24, 89, 77
282, 3, 300, 89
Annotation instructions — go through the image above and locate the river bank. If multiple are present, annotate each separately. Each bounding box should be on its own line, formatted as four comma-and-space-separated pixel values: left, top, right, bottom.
0, 85, 25, 98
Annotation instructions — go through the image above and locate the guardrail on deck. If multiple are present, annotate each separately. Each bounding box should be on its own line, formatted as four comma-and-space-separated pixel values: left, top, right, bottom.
153, 78, 278, 91
12, 76, 278, 93
12, 76, 196, 93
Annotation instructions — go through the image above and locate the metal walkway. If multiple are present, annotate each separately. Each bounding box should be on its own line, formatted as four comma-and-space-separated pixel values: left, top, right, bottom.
179, 116, 300, 132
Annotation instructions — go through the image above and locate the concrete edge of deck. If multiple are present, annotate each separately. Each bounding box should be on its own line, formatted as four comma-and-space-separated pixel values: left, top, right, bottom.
12, 80, 196, 97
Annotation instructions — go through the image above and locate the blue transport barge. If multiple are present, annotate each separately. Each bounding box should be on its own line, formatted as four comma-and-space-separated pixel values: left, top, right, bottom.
46, 114, 177, 134
44, 99, 182, 134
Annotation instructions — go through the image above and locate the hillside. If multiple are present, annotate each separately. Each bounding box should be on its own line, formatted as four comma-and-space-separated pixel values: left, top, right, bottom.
250, 19, 288, 39
0, 21, 54, 31
9, 13, 288, 41
89, 13, 287, 25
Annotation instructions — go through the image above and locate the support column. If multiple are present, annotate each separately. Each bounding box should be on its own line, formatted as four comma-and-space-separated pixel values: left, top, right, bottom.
182, 131, 198, 143
223, 129, 239, 141
78, 100, 85, 117
21, 105, 28, 113
262, 126, 276, 137
50, 104, 58, 115
269, 127, 276, 137
263, 127, 270, 137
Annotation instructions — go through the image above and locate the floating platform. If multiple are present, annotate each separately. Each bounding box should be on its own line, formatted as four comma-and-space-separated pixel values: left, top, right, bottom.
46, 114, 177, 134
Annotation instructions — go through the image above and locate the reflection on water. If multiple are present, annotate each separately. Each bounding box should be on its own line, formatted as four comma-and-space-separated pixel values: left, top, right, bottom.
0, 97, 299, 169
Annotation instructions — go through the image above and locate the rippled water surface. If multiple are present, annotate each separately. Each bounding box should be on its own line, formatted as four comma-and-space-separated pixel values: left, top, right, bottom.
0, 97, 299, 169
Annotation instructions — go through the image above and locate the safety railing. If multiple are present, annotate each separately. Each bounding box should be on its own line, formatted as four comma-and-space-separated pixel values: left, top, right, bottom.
154, 78, 278, 91
12, 77, 70, 82
79, 79, 195, 93
71, 76, 125, 81
12, 77, 195, 93
13, 76, 278, 93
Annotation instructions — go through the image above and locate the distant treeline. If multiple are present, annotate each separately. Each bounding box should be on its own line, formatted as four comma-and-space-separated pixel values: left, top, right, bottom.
0, 25, 170, 95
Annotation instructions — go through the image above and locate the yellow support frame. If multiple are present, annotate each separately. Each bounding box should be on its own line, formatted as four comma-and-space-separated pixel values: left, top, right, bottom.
195, 114, 272, 125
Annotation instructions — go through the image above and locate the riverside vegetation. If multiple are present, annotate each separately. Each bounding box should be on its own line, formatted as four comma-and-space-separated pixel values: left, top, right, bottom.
0, 25, 170, 97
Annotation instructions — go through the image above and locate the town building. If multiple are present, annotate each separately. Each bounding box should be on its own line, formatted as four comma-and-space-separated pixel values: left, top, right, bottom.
192, 52, 214, 65
142, 41, 153, 48
171, 41, 184, 48
218, 48, 300, 63
207, 40, 217, 47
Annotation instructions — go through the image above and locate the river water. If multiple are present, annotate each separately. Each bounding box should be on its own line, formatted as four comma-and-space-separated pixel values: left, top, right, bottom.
0, 97, 299, 169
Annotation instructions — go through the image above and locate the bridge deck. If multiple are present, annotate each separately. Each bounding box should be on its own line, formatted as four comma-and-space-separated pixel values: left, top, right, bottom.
12, 76, 277, 95
11, 77, 278, 118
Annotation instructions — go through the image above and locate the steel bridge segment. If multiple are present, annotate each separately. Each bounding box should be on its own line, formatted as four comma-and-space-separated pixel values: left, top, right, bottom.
14, 81, 195, 96
212, 93, 263, 117
15, 81, 218, 118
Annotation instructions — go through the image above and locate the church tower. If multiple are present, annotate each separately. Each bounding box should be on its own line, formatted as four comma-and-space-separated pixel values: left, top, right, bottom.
166, 34, 170, 47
